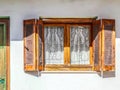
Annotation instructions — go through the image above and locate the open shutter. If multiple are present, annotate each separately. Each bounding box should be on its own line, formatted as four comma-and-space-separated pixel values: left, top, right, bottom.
93, 20, 101, 71
37, 19, 44, 71
101, 19, 115, 71
24, 19, 37, 71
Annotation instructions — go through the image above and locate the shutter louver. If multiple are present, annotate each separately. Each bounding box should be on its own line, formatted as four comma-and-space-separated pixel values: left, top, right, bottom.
93, 20, 101, 71
24, 19, 37, 71
101, 19, 115, 71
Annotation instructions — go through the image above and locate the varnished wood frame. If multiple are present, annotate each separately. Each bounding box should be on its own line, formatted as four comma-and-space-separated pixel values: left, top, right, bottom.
101, 19, 115, 71
40, 18, 95, 71
40, 18, 95, 24
0, 18, 10, 90
23, 19, 37, 71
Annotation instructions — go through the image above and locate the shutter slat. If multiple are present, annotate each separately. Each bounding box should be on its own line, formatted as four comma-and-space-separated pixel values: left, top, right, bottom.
24, 19, 37, 71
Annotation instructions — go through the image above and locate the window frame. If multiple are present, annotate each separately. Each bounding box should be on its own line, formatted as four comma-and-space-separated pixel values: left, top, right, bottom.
0, 17, 10, 90
40, 18, 94, 71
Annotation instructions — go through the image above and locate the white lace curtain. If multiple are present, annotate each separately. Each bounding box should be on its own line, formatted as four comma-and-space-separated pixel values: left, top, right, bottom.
44, 26, 64, 64
44, 26, 90, 65
70, 26, 90, 64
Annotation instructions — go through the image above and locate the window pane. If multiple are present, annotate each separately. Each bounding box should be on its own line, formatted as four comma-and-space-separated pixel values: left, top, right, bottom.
44, 26, 64, 64
70, 26, 90, 64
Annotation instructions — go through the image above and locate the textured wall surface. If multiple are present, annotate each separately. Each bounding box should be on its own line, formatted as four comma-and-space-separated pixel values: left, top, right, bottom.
0, 0, 120, 90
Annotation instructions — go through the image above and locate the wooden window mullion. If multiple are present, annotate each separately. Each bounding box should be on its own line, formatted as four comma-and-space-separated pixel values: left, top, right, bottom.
89, 25, 93, 67
64, 25, 68, 65
66, 24, 70, 65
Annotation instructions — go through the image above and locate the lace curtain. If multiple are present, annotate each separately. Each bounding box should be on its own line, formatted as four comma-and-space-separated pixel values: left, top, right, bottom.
44, 26, 90, 65
44, 26, 64, 64
70, 26, 90, 64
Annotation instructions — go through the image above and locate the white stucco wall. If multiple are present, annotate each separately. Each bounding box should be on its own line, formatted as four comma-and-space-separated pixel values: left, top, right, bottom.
0, 0, 120, 90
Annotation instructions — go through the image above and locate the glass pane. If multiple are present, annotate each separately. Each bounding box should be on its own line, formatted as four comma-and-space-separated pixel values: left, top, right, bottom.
70, 26, 90, 64
44, 26, 64, 64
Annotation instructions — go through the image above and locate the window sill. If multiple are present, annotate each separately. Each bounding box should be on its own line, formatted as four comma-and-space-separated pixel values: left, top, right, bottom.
41, 71, 100, 74
44, 64, 93, 71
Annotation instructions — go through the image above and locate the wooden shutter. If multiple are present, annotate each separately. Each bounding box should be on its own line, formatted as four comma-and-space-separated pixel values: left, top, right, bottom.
37, 20, 44, 71
101, 19, 115, 71
93, 20, 101, 71
24, 19, 37, 71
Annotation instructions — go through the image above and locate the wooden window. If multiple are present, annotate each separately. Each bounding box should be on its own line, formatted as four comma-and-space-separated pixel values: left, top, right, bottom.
0, 17, 10, 90
23, 18, 115, 73
43, 24, 92, 71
